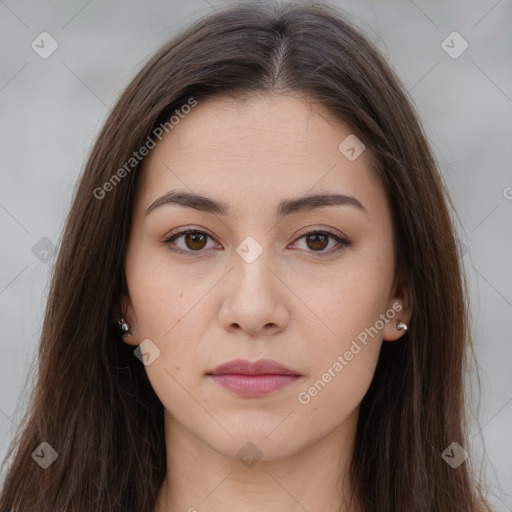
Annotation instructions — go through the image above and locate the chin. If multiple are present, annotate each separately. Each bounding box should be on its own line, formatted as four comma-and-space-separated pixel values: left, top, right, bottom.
203, 424, 305, 464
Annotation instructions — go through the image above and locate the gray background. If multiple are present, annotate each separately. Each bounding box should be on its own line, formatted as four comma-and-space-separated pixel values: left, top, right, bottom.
0, 0, 511, 509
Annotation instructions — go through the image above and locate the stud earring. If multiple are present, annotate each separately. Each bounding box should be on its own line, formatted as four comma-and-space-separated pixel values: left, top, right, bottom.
117, 318, 132, 337
397, 321, 408, 331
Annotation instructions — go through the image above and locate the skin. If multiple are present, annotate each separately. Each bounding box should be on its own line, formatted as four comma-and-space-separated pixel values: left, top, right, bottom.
118, 93, 412, 512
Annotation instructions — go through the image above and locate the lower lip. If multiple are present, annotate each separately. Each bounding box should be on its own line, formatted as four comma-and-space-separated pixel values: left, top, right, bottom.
208, 374, 300, 396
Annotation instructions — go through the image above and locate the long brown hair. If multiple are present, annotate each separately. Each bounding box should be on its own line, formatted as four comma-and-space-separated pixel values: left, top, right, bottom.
0, 2, 495, 511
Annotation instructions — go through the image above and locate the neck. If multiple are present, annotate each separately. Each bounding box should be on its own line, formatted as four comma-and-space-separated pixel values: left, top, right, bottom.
154, 408, 362, 512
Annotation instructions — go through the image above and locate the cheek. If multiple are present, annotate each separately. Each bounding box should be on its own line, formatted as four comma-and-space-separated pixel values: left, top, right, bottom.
294, 250, 393, 407
309, 253, 393, 345
293, 288, 387, 436
126, 239, 205, 334
127, 265, 211, 418
294, 351, 376, 446
125, 245, 212, 379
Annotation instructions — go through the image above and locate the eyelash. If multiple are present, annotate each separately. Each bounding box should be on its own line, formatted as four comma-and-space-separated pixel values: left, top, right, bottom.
161, 228, 351, 257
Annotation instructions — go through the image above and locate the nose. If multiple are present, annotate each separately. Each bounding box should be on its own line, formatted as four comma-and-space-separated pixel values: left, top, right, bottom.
218, 247, 290, 337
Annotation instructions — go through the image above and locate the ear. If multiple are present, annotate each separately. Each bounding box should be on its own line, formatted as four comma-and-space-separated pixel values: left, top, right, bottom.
113, 294, 139, 347
382, 270, 414, 341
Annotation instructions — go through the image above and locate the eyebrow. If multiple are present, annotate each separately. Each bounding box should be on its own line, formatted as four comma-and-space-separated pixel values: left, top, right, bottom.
145, 190, 366, 218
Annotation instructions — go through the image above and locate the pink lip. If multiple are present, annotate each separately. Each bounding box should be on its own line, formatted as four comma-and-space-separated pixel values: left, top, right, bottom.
206, 358, 301, 397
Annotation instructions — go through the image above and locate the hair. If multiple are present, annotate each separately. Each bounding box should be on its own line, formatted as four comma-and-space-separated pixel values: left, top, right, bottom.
0, 2, 495, 511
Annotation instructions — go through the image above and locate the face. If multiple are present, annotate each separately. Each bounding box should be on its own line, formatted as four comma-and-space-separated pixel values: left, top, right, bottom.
120, 93, 412, 461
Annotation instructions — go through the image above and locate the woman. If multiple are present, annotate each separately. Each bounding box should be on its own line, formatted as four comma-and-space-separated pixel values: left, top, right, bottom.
0, 2, 495, 511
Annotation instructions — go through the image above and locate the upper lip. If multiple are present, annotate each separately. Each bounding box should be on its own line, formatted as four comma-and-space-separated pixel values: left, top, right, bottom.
207, 358, 300, 376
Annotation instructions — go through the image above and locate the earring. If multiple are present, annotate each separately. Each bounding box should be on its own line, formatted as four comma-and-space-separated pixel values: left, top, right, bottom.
117, 318, 132, 337
397, 321, 408, 331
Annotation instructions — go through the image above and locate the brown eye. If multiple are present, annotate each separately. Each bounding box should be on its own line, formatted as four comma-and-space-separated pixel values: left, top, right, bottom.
183, 232, 208, 250
163, 229, 217, 254
305, 233, 329, 251
163, 228, 350, 257
292, 229, 351, 256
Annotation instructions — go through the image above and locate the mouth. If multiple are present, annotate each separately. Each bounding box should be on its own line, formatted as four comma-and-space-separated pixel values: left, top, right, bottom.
206, 358, 302, 397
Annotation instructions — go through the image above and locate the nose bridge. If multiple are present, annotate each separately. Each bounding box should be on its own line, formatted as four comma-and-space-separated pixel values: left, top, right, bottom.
219, 234, 287, 334
232, 236, 275, 297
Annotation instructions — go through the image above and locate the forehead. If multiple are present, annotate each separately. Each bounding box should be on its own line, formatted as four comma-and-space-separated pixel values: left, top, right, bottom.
134, 94, 387, 220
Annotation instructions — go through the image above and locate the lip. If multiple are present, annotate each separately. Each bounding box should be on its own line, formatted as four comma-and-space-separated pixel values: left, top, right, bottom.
207, 357, 300, 376
206, 358, 302, 397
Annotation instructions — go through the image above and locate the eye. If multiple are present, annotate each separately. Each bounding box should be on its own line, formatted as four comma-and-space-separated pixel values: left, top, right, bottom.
162, 229, 219, 255
161, 227, 351, 256
291, 229, 351, 256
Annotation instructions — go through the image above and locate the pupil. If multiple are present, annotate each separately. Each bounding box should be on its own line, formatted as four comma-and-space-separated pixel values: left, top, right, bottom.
187, 233, 206, 250
308, 234, 327, 251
